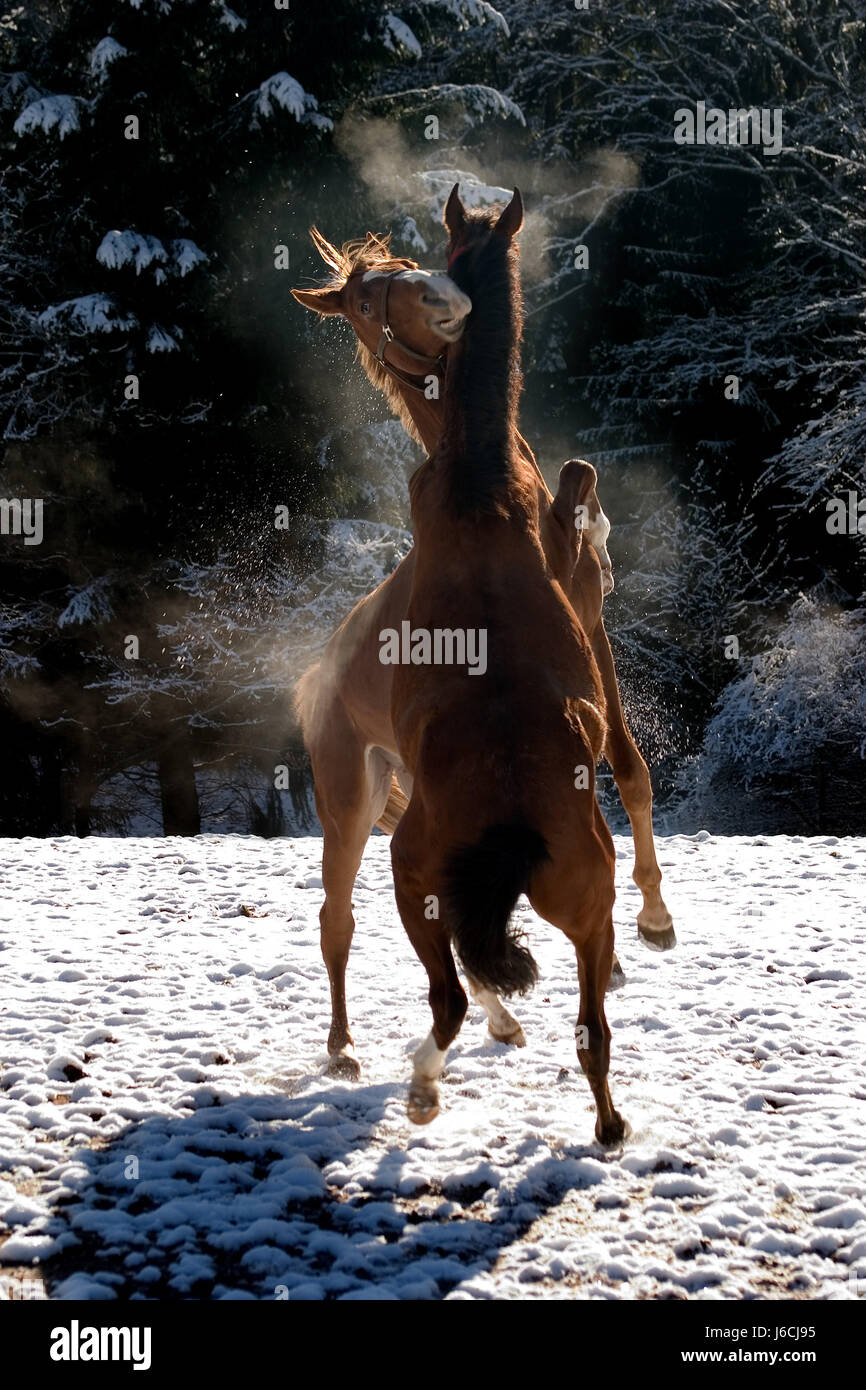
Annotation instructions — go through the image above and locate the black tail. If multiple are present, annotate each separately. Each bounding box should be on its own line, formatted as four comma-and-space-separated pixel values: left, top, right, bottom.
443, 823, 549, 997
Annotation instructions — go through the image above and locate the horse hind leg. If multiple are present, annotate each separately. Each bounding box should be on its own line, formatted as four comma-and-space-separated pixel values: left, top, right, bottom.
391, 816, 468, 1124
574, 918, 628, 1146
616, 757, 675, 951
610, 748, 675, 950
315, 739, 393, 1080
592, 626, 675, 951
608, 951, 626, 992
466, 973, 526, 1047
530, 847, 627, 1146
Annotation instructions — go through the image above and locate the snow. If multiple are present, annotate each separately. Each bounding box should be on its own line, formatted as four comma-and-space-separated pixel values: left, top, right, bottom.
213, 1, 246, 32
96, 230, 168, 275
411, 86, 523, 128
422, 0, 509, 36
96, 231, 207, 280
57, 581, 114, 629
384, 14, 423, 58
90, 38, 129, 81
14, 95, 81, 140
246, 73, 333, 133
702, 597, 866, 767
0, 832, 864, 1300
419, 169, 514, 220
37, 295, 136, 336
317, 418, 420, 528
285, 518, 412, 664
146, 324, 181, 353
254, 72, 306, 122
171, 238, 208, 277
397, 216, 428, 253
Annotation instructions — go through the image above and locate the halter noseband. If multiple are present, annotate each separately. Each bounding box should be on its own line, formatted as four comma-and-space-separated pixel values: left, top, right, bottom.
372, 271, 446, 396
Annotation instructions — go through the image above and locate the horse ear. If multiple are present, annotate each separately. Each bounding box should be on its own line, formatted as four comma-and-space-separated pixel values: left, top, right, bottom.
443, 184, 466, 237
551, 459, 597, 554
494, 187, 524, 241
290, 286, 344, 316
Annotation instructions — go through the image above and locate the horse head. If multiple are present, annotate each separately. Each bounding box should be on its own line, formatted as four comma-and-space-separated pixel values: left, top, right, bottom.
292, 229, 471, 387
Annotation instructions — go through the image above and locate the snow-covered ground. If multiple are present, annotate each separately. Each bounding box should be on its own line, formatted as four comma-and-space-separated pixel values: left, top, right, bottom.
0, 832, 864, 1301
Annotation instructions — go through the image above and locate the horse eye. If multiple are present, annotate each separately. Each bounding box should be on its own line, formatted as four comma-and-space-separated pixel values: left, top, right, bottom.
360, 300, 372, 315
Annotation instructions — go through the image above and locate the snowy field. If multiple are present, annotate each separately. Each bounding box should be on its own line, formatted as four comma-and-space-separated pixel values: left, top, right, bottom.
0, 832, 864, 1302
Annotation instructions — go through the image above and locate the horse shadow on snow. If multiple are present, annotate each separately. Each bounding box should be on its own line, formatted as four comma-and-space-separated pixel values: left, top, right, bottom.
37, 1069, 619, 1301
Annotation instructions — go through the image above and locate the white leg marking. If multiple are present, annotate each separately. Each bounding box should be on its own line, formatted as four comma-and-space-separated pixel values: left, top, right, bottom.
412, 1030, 447, 1086
466, 976, 526, 1045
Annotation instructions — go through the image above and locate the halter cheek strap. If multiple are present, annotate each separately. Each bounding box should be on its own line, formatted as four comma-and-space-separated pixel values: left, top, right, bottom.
373, 271, 445, 395
374, 273, 397, 365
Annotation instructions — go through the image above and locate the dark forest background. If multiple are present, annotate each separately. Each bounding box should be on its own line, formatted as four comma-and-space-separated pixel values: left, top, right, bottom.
1, 0, 864, 838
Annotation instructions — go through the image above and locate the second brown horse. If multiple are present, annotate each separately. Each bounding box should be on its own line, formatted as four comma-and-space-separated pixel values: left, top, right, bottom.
292, 213, 673, 1084
386, 187, 626, 1142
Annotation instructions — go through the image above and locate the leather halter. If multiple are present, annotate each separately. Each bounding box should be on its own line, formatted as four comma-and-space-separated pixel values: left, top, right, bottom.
371, 271, 446, 396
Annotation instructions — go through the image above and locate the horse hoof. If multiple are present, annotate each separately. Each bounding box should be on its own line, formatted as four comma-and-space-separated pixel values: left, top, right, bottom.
596, 1111, 628, 1147
407, 1084, 440, 1125
638, 921, 677, 952
490, 1022, 526, 1047
607, 958, 627, 991
326, 1050, 361, 1081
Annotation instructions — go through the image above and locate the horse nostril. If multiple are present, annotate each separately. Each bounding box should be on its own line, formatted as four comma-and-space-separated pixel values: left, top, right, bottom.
421, 292, 449, 309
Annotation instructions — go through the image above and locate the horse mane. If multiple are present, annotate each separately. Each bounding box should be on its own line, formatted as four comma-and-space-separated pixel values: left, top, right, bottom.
308, 227, 425, 448
443, 207, 525, 517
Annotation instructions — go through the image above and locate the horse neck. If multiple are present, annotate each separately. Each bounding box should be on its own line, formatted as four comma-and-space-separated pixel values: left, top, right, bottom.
396, 376, 553, 502
438, 246, 524, 511
392, 386, 443, 456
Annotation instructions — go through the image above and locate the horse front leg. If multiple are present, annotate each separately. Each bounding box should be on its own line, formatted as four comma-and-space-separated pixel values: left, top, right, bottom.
591, 623, 676, 951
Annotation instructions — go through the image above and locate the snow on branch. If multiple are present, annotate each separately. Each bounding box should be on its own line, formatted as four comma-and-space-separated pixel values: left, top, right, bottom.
212, 0, 246, 31
90, 37, 129, 81
120, 0, 174, 12
371, 82, 523, 127
97, 230, 168, 276
58, 580, 115, 629
419, 169, 512, 217
419, 0, 509, 36
700, 596, 866, 774
14, 94, 82, 139
146, 324, 182, 352
96, 230, 209, 279
171, 238, 209, 276
0, 71, 41, 114
37, 295, 137, 336
383, 14, 422, 58
242, 72, 333, 133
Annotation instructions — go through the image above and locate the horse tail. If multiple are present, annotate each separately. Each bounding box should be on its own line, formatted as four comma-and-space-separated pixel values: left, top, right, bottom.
443, 824, 548, 997
375, 775, 409, 834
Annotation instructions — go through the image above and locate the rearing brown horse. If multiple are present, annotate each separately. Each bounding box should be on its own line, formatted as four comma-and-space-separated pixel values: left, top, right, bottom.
291, 211, 673, 1083
389, 186, 626, 1143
